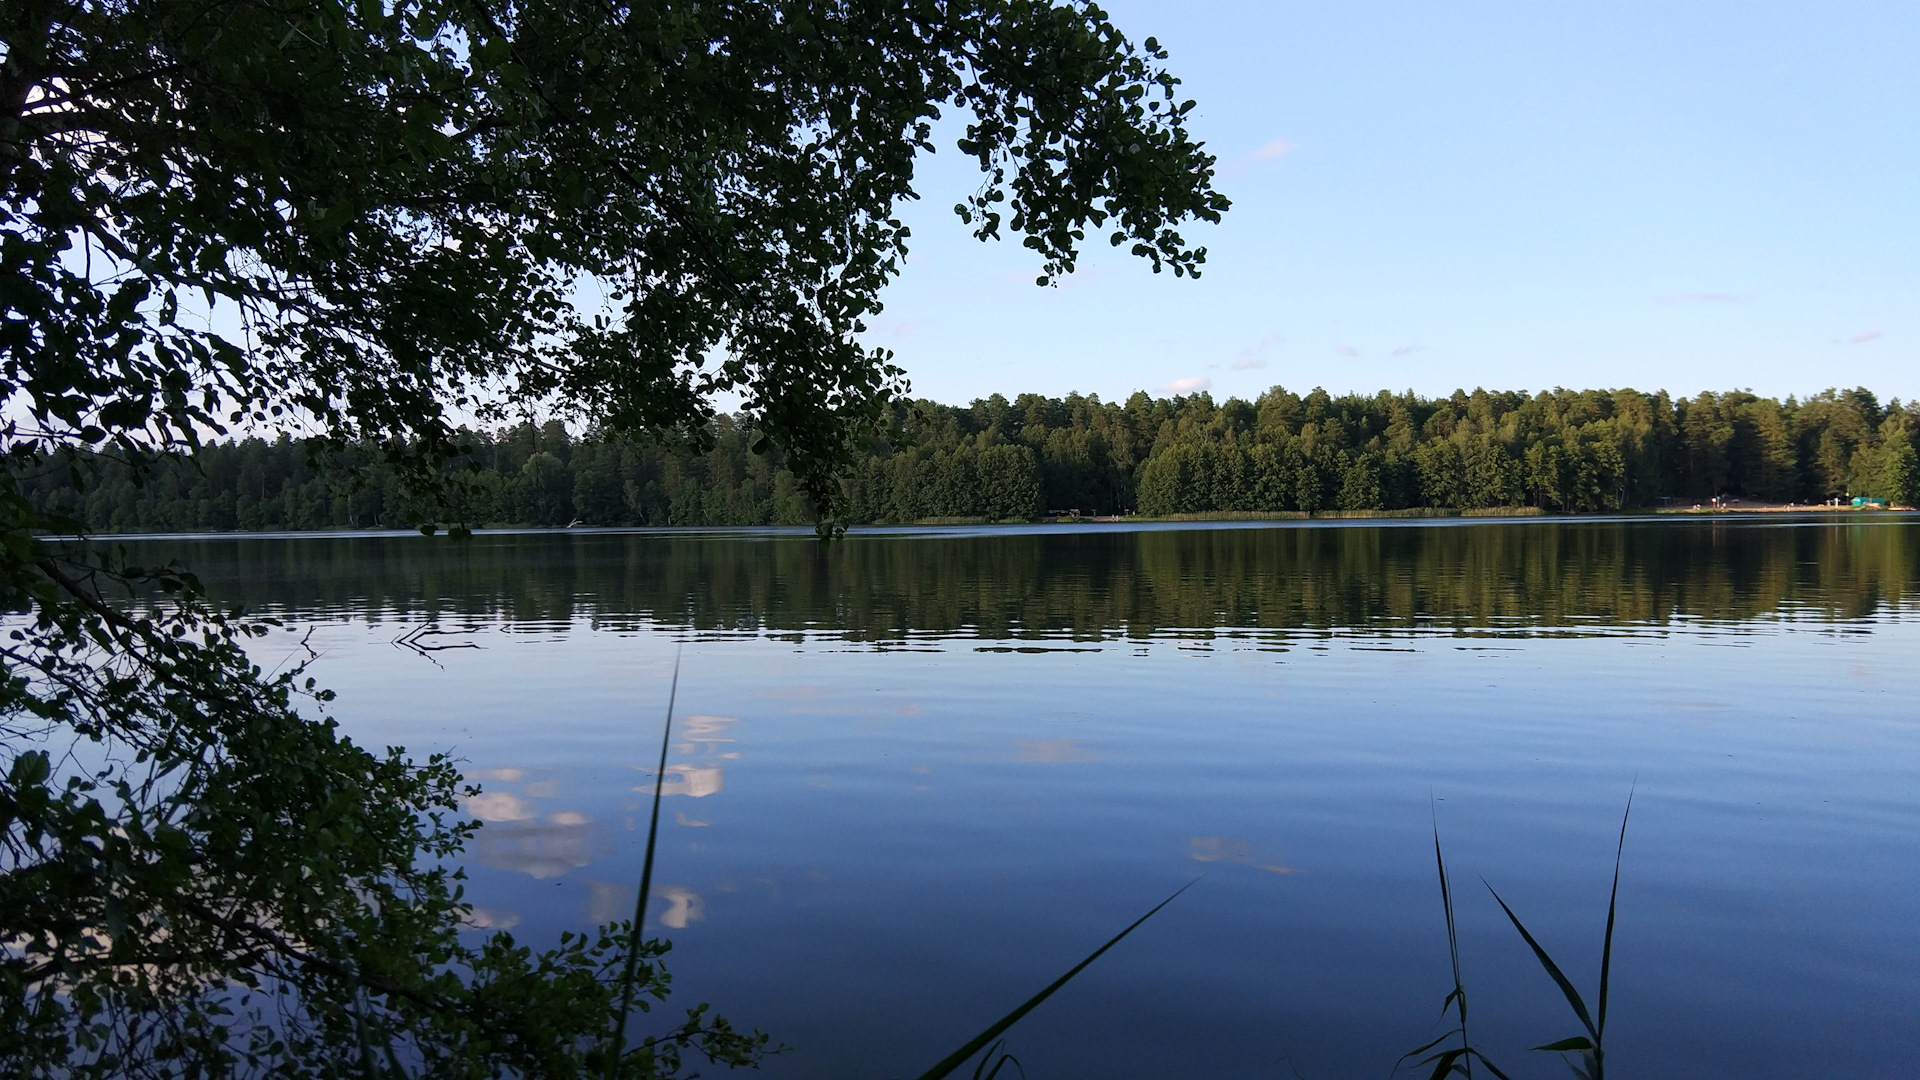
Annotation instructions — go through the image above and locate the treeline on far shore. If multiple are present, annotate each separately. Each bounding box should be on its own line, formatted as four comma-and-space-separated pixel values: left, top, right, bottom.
18, 385, 1920, 533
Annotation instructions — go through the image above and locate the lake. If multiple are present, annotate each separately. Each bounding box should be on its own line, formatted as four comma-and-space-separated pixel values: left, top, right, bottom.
117, 516, 1919, 1078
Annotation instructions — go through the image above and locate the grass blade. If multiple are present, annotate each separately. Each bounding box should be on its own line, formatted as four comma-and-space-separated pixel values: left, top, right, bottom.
1483, 882, 1597, 1042
1418, 1046, 1468, 1080
912, 880, 1196, 1080
970, 1040, 1025, 1080
1476, 1056, 1515, 1080
1401, 1031, 1455, 1061
1396, 810, 1508, 1080
605, 650, 681, 1078
1433, 812, 1467, 1039
1596, 789, 1633, 1040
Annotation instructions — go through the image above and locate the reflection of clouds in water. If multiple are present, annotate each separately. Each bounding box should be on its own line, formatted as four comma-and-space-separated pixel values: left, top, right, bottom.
476, 818, 606, 879
522, 780, 559, 798
1189, 837, 1249, 863
635, 763, 724, 798
550, 810, 590, 826
465, 791, 534, 822
675, 811, 710, 827
465, 768, 524, 782
1014, 739, 1099, 763
656, 886, 704, 930
463, 906, 521, 930
675, 714, 738, 756
586, 880, 633, 925
1189, 836, 1300, 874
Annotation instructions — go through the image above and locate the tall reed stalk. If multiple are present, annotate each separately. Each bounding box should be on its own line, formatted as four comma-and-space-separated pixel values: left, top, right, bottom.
1483, 792, 1632, 1080
604, 654, 680, 1079
913, 880, 1195, 1080
1405, 793, 1633, 1080
1397, 811, 1510, 1080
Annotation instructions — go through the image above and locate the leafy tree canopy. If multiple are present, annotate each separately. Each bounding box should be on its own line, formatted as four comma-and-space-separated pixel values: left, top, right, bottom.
4, 0, 1225, 507
0, 1, 1224, 1075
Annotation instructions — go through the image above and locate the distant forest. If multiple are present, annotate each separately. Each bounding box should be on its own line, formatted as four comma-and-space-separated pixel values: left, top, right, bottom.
20, 385, 1920, 532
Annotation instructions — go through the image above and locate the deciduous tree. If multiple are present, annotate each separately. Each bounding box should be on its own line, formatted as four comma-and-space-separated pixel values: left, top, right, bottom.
0, 1, 1226, 1073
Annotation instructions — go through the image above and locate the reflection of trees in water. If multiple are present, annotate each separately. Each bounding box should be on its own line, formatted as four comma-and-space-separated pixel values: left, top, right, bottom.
105, 520, 1920, 638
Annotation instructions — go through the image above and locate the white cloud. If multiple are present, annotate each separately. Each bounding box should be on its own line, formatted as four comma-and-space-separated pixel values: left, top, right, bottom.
1391, 344, 1425, 357
1161, 376, 1212, 394
1335, 344, 1359, 358
1254, 139, 1295, 159
1232, 331, 1282, 370
1848, 330, 1883, 344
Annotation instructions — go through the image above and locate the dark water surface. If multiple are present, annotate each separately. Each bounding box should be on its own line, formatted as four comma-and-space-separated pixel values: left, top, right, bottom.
116, 517, 1919, 1078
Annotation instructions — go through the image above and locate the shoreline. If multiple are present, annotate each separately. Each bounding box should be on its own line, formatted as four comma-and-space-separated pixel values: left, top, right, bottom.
45, 504, 1918, 541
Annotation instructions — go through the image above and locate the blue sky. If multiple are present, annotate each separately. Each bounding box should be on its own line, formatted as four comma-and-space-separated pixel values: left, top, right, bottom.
862, 0, 1917, 407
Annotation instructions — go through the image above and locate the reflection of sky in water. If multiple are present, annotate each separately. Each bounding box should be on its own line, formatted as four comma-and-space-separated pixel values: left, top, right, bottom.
139, 521, 1920, 1079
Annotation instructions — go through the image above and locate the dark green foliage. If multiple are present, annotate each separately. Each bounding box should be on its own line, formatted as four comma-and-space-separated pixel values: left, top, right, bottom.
3, 0, 1225, 519
20, 385, 1917, 531
3, 0, 1227, 1073
0, 547, 769, 1077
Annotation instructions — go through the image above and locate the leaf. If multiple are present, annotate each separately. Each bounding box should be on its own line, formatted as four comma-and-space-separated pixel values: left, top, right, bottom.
1596, 789, 1634, 1039
1533, 1037, 1595, 1052
913, 880, 1195, 1080
1419, 1047, 1468, 1080
1485, 882, 1598, 1041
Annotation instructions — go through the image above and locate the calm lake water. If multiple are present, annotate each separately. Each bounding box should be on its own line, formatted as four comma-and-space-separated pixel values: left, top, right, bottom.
117, 517, 1918, 1078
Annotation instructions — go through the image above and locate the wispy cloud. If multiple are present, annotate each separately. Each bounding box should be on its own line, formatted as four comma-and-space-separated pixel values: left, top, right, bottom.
1653, 291, 1752, 305
1391, 344, 1425, 357
1334, 344, 1359, 358
1232, 330, 1283, 370
1161, 375, 1212, 394
892, 321, 914, 338
1847, 330, 1883, 344
1217, 138, 1297, 178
